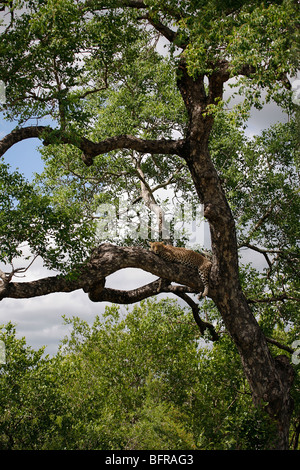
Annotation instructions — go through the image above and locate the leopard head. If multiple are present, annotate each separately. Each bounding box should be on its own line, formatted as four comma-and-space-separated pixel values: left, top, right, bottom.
149, 241, 165, 254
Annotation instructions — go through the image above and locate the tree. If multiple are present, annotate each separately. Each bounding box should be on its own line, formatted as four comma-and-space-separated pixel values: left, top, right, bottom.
1, 299, 288, 449
0, 0, 299, 449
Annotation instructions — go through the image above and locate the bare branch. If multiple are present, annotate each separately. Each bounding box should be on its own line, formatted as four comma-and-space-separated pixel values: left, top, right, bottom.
66, 266, 220, 340
133, 155, 168, 238
0, 126, 48, 158
88, 278, 194, 303
0, 262, 38, 298
82, 0, 148, 12
265, 336, 294, 355
78, 134, 184, 166
1, 244, 219, 340
0, 126, 184, 164
144, 13, 178, 44
247, 294, 300, 304
151, 164, 185, 193
0, 243, 206, 301
241, 243, 273, 271
174, 291, 220, 341
242, 203, 276, 245
117, 0, 148, 9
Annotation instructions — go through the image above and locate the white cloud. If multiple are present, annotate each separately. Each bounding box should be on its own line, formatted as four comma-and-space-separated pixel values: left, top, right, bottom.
1, 62, 290, 357
1, 249, 157, 355
224, 79, 288, 137
1, 290, 108, 355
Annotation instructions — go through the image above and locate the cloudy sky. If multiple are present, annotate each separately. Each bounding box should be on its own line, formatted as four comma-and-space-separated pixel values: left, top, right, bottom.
0, 6, 293, 356
0, 96, 288, 356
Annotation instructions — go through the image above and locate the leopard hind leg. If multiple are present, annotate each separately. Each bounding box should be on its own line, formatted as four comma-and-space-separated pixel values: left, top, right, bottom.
197, 266, 211, 299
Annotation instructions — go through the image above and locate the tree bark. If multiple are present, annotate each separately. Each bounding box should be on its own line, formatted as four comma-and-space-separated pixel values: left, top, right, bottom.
0, 126, 183, 166
0, 70, 294, 447
176, 62, 294, 449
0, 4, 295, 448
0, 244, 203, 300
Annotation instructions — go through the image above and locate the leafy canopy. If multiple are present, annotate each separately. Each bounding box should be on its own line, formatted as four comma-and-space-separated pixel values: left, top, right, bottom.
0, 1, 298, 353
1, 298, 291, 450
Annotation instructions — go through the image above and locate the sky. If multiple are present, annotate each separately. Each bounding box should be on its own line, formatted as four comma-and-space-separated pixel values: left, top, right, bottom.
0, 6, 293, 356
0, 96, 289, 356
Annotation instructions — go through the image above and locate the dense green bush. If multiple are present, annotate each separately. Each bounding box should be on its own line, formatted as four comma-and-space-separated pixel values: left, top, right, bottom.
1, 298, 297, 450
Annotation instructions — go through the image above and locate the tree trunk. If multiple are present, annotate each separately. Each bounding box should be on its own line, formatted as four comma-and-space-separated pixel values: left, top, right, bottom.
177, 65, 294, 449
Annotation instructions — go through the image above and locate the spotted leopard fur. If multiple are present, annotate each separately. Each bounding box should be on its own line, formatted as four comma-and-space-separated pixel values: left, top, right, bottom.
149, 242, 212, 298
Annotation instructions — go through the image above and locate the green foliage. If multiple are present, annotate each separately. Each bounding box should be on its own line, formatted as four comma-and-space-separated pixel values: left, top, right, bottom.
0, 158, 96, 270
182, 0, 298, 83
1, 299, 296, 450
209, 113, 299, 348
0, 0, 298, 271
211, 116, 299, 257
85, 33, 187, 140
0, 322, 50, 449
0, 0, 149, 127
0, 0, 299, 451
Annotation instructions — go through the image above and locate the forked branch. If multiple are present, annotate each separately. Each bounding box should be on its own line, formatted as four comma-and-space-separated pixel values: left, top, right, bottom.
0, 243, 206, 300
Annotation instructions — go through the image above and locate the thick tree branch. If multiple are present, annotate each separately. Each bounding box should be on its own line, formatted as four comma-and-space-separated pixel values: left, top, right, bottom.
143, 13, 178, 44
83, 0, 147, 11
1, 253, 218, 339
0, 243, 207, 301
0, 126, 48, 157
88, 278, 195, 303
115, 0, 148, 9
0, 126, 184, 164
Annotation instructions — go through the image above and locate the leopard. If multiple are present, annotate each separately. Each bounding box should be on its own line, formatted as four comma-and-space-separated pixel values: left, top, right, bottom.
149, 241, 212, 298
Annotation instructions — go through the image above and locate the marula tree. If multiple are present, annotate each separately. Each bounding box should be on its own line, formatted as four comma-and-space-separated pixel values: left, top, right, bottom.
0, 0, 299, 449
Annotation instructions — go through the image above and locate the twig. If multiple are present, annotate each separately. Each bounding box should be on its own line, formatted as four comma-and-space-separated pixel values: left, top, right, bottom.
265, 336, 294, 354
